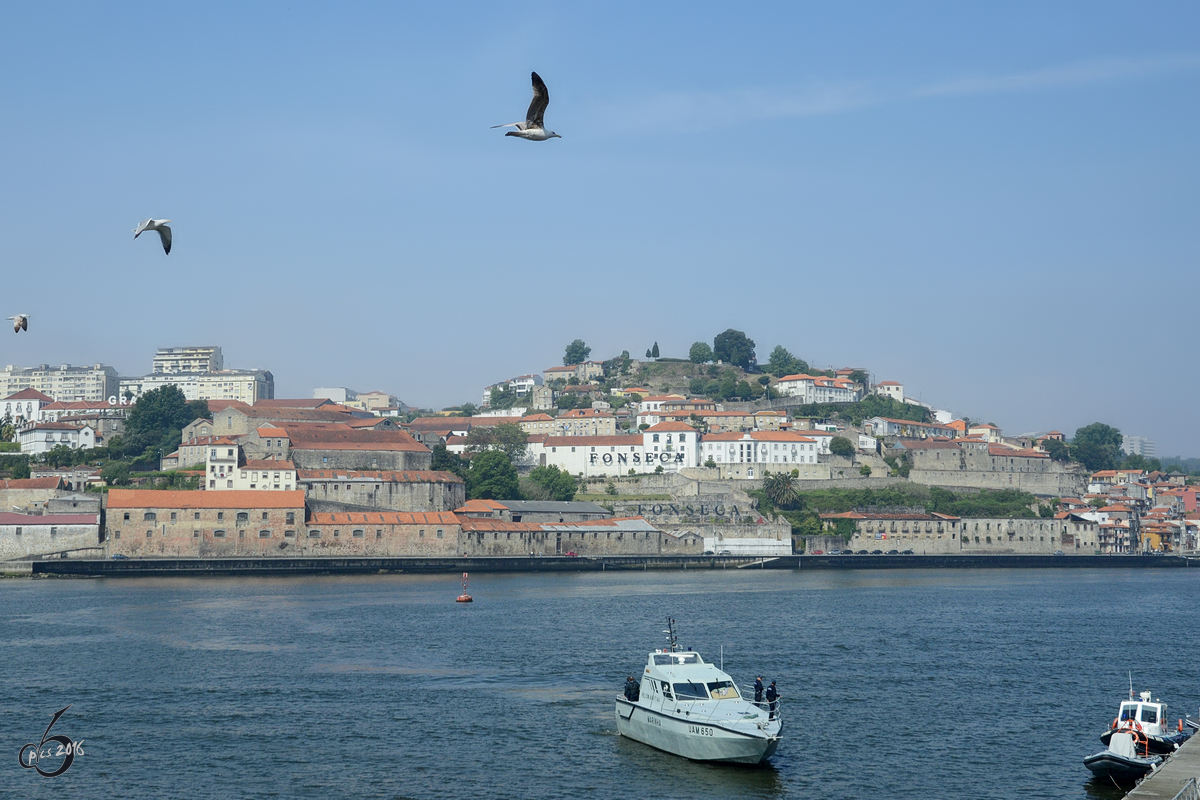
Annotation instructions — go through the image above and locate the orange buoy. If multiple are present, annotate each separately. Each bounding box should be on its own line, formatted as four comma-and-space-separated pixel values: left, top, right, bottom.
456, 572, 473, 603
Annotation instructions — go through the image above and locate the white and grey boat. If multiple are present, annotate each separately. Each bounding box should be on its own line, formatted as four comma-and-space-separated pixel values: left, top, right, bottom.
615, 619, 782, 764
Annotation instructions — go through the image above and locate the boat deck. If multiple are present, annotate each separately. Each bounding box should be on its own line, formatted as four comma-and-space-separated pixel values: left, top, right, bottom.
1125, 734, 1200, 799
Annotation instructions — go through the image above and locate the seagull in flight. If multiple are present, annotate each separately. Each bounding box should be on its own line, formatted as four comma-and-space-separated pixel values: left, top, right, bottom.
134, 219, 172, 255
493, 72, 561, 141
7, 314, 29, 333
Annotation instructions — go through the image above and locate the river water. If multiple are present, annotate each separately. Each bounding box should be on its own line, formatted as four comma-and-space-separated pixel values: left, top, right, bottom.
2, 568, 1197, 799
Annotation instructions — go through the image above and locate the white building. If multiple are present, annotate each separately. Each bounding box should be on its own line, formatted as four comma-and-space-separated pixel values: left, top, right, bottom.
873, 381, 904, 402
1122, 436, 1156, 457
314, 387, 357, 404
153, 346, 224, 374
536, 435, 647, 478
220, 455, 296, 492
2, 388, 55, 422
120, 369, 274, 405
0, 363, 118, 403
775, 375, 859, 404
701, 431, 819, 466
638, 395, 685, 413
641, 421, 700, 472
19, 422, 96, 454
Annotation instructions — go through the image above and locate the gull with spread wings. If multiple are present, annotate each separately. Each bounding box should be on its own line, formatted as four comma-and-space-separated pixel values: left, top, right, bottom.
7, 314, 29, 333
493, 72, 561, 141
134, 219, 172, 255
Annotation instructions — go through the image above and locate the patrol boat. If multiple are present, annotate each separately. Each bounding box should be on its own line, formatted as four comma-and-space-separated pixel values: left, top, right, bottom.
615, 619, 782, 764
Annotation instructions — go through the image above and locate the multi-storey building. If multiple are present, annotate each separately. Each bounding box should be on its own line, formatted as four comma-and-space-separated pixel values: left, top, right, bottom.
120, 369, 274, 405
0, 364, 119, 403
152, 346, 224, 374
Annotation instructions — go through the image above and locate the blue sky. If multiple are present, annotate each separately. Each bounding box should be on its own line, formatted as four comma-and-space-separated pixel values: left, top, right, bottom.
0, 3, 1197, 452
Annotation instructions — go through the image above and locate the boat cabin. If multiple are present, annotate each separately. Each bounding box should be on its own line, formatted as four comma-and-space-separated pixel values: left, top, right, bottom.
640, 650, 741, 703
1118, 692, 1169, 734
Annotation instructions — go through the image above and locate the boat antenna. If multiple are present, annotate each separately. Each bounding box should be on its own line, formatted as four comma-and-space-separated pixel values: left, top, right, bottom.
1129, 671, 1134, 700
720, 644, 724, 672
664, 617, 678, 653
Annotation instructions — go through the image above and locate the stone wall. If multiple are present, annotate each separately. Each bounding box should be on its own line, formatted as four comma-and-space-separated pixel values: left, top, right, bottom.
300, 475, 464, 512
907, 468, 1086, 497
847, 516, 1101, 555
106, 505, 305, 557
289, 448, 432, 471
0, 517, 100, 560
458, 527, 702, 557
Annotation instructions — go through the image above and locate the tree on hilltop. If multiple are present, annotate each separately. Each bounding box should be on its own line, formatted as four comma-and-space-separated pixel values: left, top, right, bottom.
713, 329, 756, 369
689, 342, 714, 364
1072, 423, 1123, 472
564, 339, 591, 366
766, 345, 807, 377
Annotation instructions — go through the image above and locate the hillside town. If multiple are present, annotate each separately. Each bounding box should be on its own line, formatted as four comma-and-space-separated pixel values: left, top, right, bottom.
0, 337, 1191, 562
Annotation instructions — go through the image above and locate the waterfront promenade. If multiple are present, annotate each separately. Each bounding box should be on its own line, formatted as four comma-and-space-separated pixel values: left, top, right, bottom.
1126, 735, 1200, 799
7, 552, 1195, 577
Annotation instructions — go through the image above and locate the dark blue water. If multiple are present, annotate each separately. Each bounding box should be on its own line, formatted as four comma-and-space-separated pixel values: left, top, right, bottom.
2, 568, 1196, 799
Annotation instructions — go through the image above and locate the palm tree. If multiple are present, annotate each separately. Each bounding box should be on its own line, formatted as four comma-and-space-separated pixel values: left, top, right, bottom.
763, 471, 799, 509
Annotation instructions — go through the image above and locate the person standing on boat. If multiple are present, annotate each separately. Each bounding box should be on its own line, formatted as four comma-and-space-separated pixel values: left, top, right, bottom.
766, 681, 779, 720
624, 676, 638, 701
754, 677, 764, 705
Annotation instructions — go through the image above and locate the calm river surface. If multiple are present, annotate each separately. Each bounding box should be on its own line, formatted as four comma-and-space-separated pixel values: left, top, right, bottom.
2, 568, 1197, 799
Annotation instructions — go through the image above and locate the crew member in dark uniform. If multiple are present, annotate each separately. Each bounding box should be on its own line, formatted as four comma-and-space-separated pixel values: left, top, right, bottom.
766, 681, 779, 720
624, 676, 638, 701
754, 677, 764, 705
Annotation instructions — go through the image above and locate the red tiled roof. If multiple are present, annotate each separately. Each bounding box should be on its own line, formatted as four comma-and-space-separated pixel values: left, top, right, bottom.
254, 399, 333, 409
559, 409, 614, 419
3, 388, 55, 402
242, 459, 295, 471
0, 512, 96, 525
703, 431, 816, 442
308, 511, 459, 525
0, 477, 62, 490
107, 490, 305, 509
256, 426, 288, 437
521, 414, 554, 422
279, 423, 428, 452
455, 499, 508, 513
208, 400, 250, 413
645, 421, 695, 432
298, 470, 462, 484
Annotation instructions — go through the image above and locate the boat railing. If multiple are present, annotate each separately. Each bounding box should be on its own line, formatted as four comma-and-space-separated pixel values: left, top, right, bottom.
668, 686, 782, 727
1171, 776, 1199, 800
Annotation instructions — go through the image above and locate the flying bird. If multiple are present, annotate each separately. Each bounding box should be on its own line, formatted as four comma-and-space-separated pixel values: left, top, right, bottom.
492, 72, 561, 141
134, 219, 172, 255
7, 314, 28, 333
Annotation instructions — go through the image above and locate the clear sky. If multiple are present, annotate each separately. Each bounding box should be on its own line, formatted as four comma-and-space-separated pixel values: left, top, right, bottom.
1, 3, 1196, 452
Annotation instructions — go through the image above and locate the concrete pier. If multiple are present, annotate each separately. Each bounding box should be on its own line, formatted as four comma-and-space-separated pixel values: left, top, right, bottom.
13, 552, 1195, 577
1125, 735, 1200, 799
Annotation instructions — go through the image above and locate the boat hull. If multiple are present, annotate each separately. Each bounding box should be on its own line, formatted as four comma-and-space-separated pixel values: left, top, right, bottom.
1100, 728, 1190, 755
1083, 750, 1161, 780
615, 699, 780, 764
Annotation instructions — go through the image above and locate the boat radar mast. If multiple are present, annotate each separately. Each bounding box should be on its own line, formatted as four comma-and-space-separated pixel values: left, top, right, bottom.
663, 617, 679, 652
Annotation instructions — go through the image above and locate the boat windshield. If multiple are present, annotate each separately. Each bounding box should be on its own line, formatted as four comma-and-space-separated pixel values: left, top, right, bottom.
1142, 707, 1159, 723
708, 681, 739, 699
1120, 704, 1139, 721
654, 653, 701, 666
673, 681, 710, 699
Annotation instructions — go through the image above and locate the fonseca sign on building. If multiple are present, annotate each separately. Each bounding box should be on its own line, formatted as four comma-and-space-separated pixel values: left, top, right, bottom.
589, 451, 686, 466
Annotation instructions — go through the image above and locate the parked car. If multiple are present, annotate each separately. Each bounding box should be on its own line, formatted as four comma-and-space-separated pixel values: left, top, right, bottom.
564, 551, 578, 557
901, 549, 914, 555
886, 550, 899, 555
719, 550, 732, 556
871, 550, 883, 555
810, 550, 823, 555
111, 553, 129, 560
856, 550, 869, 555
702, 550, 714, 555
828, 550, 842, 555
1054, 550, 1065, 556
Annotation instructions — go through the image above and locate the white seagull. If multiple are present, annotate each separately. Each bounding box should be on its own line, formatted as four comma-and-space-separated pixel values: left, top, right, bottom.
492, 72, 561, 141
134, 219, 172, 255
7, 314, 29, 333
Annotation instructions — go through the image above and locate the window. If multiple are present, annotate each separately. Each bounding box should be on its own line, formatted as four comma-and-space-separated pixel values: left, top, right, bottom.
214, 530, 226, 538
308, 530, 320, 538
123, 512, 130, 521
238, 530, 245, 538
237, 512, 249, 523
261, 511, 269, 521
14, 527, 21, 536
353, 529, 364, 538
286, 512, 295, 524
194, 511, 201, 520
217, 512, 224, 521
333, 530, 340, 537
259, 530, 271, 538
376, 530, 382, 539
284, 530, 295, 538
436, 529, 444, 538
419, 530, 425, 538
193, 530, 200, 538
